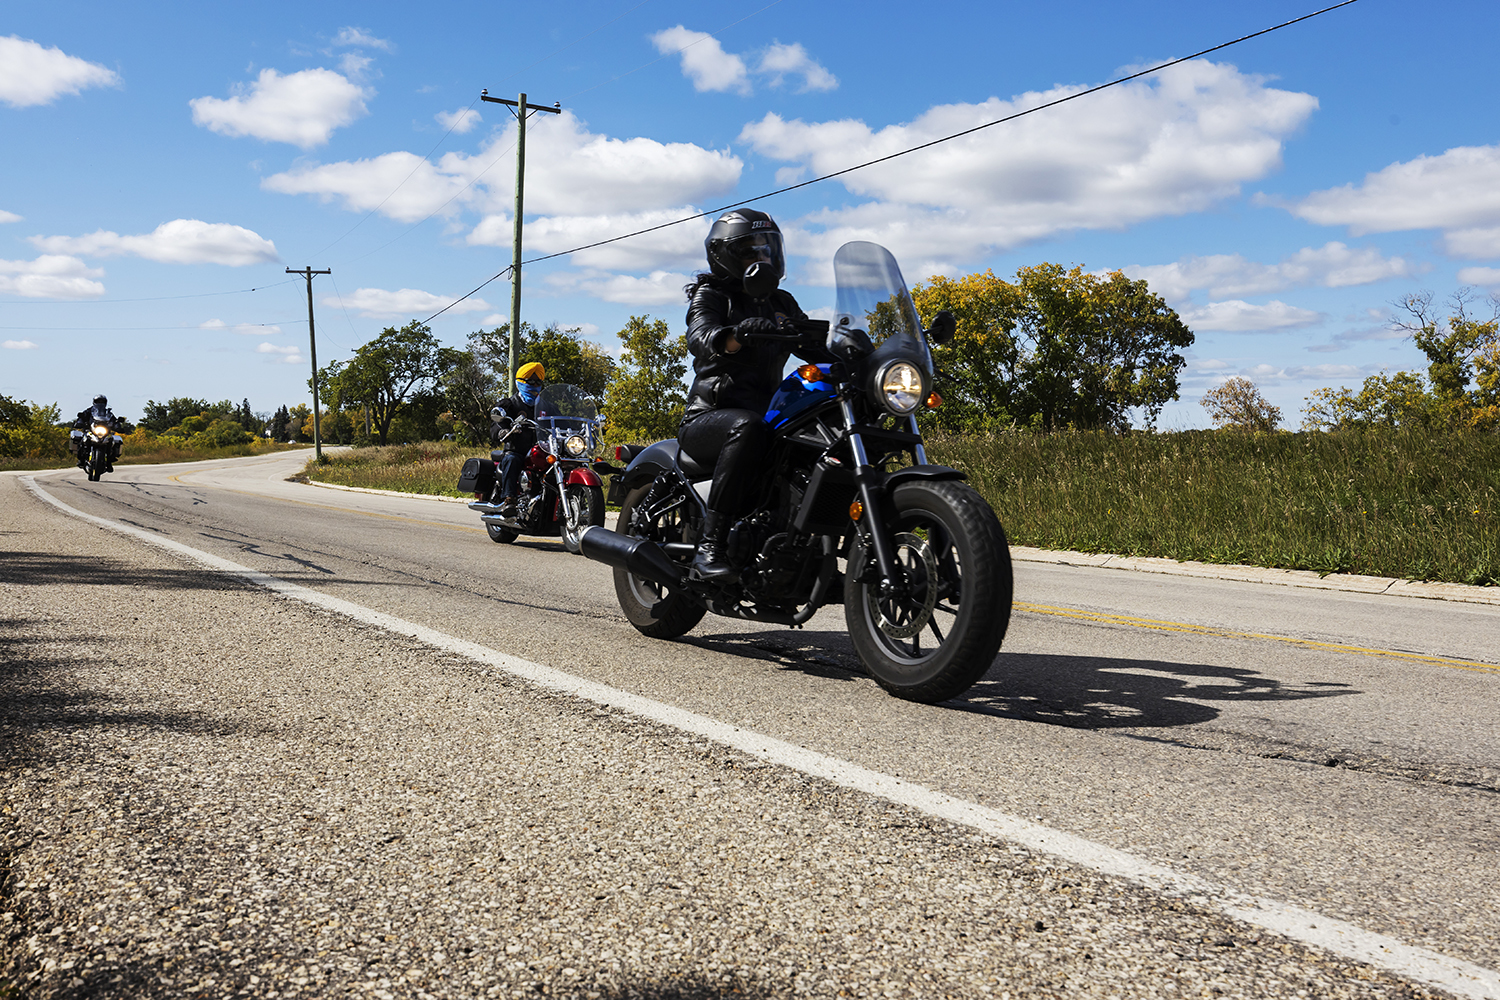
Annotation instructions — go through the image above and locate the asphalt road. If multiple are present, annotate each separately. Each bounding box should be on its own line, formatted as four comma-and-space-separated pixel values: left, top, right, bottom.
2, 450, 1497, 999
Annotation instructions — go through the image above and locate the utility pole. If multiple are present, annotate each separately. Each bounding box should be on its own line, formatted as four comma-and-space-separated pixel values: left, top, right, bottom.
286, 266, 331, 461
480, 90, 561, 383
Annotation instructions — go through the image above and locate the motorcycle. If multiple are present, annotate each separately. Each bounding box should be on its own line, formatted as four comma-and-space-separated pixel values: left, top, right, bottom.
459, 382, 610, 552
580, 241, 1013, 704
71, 418, 122, 482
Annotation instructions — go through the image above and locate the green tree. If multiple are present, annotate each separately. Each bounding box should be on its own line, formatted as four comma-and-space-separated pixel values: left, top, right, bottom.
141, 397, 210, 433
912, 265, 1193, 431
440, 324, 530, 444
522, 323, 618, 397
0, 395, 67, 459
603, 315, 688, 442
318, 321, 454, 444
1201, 377, 1282, 431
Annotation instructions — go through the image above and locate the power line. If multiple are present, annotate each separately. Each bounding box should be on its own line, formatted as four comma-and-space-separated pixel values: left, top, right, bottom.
5, 279, 300, 305
0, 321, 304, 332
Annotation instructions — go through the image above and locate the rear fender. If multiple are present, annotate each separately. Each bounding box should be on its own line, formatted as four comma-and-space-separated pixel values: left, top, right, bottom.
620, 439, 680, 490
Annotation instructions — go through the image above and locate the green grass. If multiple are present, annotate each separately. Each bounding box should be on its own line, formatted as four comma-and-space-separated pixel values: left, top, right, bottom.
300, 441, 475, 498
928, 427, 1500, 586
0, 440, 307, 473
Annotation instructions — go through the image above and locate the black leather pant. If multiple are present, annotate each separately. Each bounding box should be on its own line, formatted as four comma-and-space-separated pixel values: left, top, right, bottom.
678, 408, 770, 517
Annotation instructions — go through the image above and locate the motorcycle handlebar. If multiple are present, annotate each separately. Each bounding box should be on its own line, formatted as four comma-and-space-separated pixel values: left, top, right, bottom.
738, 318, 831, 343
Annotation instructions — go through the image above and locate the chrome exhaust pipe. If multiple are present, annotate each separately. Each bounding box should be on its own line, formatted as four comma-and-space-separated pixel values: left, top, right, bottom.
579, 526, 684, 590
469, 501, 503, 514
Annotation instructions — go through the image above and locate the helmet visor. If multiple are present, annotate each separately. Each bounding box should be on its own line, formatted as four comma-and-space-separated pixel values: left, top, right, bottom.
724, 232, 784, 278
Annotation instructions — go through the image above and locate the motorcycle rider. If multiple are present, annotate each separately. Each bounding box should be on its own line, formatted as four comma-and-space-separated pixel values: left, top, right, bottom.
491, 361, 545, 517
679, 209, 830, 582
72, 394, 121, 471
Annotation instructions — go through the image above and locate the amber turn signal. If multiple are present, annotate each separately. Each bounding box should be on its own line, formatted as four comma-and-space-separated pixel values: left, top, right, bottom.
925, 391, 943, 409
797, 364, 823, 382
849, 499, 864, 521
546, 454, 557, 465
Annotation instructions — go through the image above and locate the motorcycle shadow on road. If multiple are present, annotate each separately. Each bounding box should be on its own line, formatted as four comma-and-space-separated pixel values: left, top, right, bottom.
957, 652, 1357, 730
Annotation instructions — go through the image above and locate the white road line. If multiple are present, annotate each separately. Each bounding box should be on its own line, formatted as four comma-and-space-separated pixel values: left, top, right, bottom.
23, 474, 1500, 1000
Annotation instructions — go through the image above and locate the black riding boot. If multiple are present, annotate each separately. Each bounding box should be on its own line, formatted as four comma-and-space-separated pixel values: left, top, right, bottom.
691, 510, 738, 583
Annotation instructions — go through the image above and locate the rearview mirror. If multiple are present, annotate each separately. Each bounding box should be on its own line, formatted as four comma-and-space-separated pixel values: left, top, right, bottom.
927, 310, 956, 346
742, 260, 779, 299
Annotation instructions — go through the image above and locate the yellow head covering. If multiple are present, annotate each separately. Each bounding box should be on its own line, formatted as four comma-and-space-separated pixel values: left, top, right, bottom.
516, 361, 545, 383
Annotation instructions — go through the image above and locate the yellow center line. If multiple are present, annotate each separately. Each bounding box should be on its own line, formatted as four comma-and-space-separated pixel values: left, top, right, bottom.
163, 471, 567, 543
1014, 601, 1500, 675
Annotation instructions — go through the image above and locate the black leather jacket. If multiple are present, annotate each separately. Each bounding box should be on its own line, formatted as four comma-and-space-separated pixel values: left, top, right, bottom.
490, 394, 537, 454
682, 279, 830, 422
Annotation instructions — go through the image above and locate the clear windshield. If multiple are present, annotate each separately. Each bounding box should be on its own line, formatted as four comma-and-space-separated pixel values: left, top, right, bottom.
832, 241, 930, 371
534, 383, 598, 456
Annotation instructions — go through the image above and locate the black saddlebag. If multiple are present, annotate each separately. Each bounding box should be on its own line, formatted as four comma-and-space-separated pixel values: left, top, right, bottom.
456, 457, 496, 495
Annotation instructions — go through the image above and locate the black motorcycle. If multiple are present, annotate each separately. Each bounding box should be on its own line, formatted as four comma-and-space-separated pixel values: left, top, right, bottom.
71, 417, 121, 482
580, 241, 1012, 703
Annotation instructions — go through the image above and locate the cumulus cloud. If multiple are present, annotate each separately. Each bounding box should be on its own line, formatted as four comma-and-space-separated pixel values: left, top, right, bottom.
651, 26, 750, 94
471, 207, 710, 272
1240, 362, 1367, 382
325, 287, 492, 319
543, 270, 695, 306
436, 107, 481, 134
266, 112, 741, 233
1285, 144, 1500, 259
202, 318, 284, 335
758, 42, 837, 93
257, 342, 302, 365
0, 210, 21, 224
744, 59, 1317, 275
650, 28, 836, 95
190, 68, 369, 148
32, 219, 278, 266
4, 340, 39, 350
1457, 266, 1500, 287
1125, 242, 1414, 302
334, 27, 392, 51
1177, 299, 1322, 332
0, 36, 119, 108
0, 255, 105, 298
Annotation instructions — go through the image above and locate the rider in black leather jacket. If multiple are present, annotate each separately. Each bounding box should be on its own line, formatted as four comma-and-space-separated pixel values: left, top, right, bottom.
679, 209, 831, 582
72, 394, 121, 470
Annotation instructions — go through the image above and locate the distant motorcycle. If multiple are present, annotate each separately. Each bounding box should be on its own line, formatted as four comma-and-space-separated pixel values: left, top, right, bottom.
458, 383, 611, 552
71, 417, 122, 482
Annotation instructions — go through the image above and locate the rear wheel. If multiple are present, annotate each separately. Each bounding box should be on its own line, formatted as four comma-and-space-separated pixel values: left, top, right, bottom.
612, 482, 705, 638
845, 479, 1012, 703
560, 483, 607, 554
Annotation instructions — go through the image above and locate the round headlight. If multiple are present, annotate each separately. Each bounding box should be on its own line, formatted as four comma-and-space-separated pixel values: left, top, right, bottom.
878, 361, 924, 415
91, 423, 110, 437
564, 434, 587, 457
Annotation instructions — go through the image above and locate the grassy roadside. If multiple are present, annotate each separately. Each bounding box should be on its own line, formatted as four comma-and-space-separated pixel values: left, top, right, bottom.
1, 440, 308, 473
301, 429, 1500, 587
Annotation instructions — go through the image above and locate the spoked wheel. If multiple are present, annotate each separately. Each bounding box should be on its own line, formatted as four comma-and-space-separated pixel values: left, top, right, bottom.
560, 483, 607, 554
845, 479, 1012, 703
486, 523, 518, 544
612, 483, 705, 638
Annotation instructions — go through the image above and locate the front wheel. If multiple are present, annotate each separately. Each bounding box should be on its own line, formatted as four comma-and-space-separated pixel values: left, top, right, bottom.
560, 482, 606, 554
845, 479, 1012, 704
612, 483, 706, 638
86, 443, 105, 482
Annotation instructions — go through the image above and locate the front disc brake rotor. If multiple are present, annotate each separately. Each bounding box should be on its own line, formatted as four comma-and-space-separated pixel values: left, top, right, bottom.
867, 531, 939, 639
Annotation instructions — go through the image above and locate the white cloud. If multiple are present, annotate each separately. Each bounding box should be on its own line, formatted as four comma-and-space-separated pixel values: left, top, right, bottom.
651, 26, 750, 95
190, 68, 369, 148
266, 112, 740, 230
1240, 362, 1367, 382
257, 342, 298, 353
1286, 145, 1500, 256
3, 339, 39, 350
1457, 266, 1500, 287
325, 287, 492, 319
0, 210, 21, 224
472, 207, 710, 272
543, 270, 693, 306
32, 219, 278, 266
1124, 242, 1414, 302
202, 318, 284, 335
199, 319, 227, 330
758, 42, 837, 93
0, 36, 119, 108
1178, 299, 1323, 332
0, 255, 105, 298
743, 59, 1317, 274
436, 107, 481, 134
334, 27, 392, 51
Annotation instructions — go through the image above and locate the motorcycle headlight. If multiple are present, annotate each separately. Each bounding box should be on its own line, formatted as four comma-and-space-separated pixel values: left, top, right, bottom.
877, 361, 925, 415
564, 434, 587, 457
91, 423, 110, 437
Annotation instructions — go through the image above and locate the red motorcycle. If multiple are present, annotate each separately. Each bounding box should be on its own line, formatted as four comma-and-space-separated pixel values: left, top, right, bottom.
459, 383, 611, 552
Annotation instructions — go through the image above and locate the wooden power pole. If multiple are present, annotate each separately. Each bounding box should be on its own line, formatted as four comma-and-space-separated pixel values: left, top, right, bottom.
479, 90, 561, 383
286, 266, 331, 460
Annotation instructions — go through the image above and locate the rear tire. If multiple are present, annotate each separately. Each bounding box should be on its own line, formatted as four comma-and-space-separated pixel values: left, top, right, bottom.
560, 483, 607, 554
612, 483, 705, 638
845, 479, 1012, 703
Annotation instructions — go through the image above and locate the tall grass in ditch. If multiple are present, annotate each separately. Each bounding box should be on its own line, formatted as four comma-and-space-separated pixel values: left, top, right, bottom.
928, 427, 1500, 585
302, 441, 474, 497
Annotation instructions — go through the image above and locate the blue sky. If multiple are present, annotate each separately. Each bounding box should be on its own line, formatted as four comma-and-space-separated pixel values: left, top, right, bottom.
4, 0, 1499, 428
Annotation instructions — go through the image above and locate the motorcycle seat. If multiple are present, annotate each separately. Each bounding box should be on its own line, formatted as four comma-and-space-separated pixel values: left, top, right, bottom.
674, 444, 712, 482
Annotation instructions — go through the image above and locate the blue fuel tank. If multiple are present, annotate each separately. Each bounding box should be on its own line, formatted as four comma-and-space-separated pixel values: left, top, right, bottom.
764, 364, 836, 430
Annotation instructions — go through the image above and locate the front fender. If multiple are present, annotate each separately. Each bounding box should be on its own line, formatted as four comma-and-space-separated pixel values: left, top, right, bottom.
565, 466, 603, 487
882, 464, 967, 489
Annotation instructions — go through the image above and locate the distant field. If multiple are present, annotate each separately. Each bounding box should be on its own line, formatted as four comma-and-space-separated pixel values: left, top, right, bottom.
300, 429, 1500, 587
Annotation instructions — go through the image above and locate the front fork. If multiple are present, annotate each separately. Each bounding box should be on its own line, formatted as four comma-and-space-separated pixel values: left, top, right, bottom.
843, 399, 908, 600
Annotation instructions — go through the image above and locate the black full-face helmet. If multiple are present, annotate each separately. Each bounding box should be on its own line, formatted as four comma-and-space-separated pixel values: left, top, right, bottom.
705, 209, 785, 283
93, 394, 107, 408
